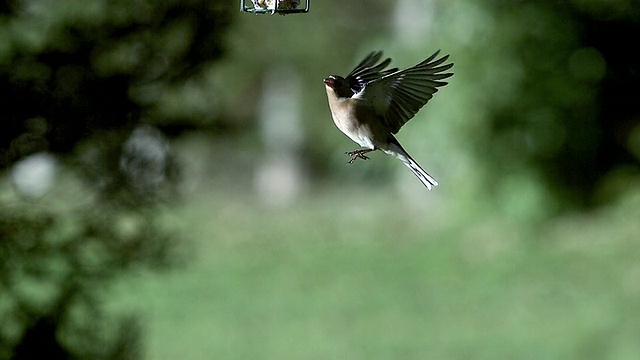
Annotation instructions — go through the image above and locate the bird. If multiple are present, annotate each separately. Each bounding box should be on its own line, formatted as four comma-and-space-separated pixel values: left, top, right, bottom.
323, 50, 453, 190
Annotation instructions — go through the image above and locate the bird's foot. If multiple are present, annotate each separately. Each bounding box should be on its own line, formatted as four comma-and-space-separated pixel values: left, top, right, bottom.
346, 149, 372, 164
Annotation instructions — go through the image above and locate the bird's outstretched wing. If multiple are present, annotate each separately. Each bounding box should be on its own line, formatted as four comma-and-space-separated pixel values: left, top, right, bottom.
357, 51, 453, 134
345, 51, 398, 95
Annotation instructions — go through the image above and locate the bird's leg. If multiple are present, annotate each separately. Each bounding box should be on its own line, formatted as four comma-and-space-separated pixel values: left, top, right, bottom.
345, 149, 373, 164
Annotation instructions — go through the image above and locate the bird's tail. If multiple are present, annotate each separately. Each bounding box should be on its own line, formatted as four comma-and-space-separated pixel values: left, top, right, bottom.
384, 139, 438, 191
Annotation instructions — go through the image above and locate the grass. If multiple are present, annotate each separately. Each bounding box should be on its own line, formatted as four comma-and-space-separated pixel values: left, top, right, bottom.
109, 184, 640, 359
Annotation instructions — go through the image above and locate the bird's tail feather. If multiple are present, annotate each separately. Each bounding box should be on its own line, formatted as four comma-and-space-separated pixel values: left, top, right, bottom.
402, 157, 438, 190
385, 139, 438, 191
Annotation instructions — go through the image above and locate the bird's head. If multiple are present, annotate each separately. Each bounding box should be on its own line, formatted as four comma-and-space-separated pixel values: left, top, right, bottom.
323, 75, 352, 98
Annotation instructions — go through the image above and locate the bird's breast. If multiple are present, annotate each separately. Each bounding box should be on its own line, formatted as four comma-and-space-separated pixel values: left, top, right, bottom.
328, 99, 377, 149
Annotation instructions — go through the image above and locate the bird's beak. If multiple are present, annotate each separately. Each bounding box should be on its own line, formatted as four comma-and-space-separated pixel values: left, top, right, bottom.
323, 76, 336, 89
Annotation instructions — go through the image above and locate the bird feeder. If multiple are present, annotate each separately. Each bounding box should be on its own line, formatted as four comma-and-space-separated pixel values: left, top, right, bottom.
241, 0, 309, 15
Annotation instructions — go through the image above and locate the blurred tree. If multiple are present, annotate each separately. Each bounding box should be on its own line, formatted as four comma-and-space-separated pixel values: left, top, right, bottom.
482, 1, 640, 207
0, 203, 173, 358
0, 0, 231, 166
0, 0, 233, 358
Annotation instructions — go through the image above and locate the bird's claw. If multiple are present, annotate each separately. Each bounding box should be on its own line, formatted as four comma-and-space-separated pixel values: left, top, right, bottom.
346, 150, 370, 164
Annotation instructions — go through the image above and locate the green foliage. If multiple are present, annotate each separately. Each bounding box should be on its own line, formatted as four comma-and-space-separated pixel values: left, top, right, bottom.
0, 169, 178, 358
0, 0, 232, 357
1, 0, 233, 166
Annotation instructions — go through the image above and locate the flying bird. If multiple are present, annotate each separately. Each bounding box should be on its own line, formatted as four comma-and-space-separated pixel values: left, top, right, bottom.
323, 50, 453, 190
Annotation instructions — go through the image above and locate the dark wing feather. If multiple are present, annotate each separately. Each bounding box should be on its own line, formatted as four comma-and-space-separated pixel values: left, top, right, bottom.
358, 50, 453, 134
345, 51, 398, 94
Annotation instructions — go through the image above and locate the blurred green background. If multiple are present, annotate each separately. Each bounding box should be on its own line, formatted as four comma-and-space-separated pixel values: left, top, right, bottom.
1, 0, 640, 359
